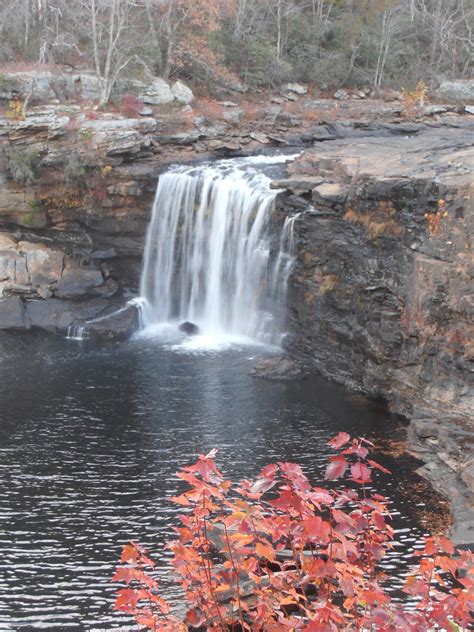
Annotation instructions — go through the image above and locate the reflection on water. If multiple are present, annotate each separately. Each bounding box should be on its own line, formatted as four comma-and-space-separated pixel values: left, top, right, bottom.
0, 332, 429, 629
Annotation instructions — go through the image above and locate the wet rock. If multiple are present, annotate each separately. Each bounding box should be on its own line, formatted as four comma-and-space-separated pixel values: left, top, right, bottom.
0, 296, 30, 330
171, 81, 194, 105
179, 321, 200, 335
26, 298, 108, 332
271, 175, 324, 194
250, 356, 310, 381
82, 303, 140, 341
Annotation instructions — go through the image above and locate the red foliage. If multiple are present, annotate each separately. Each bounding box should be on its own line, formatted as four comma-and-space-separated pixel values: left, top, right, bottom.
120, 93, 144, 118
113, 436, 474, 630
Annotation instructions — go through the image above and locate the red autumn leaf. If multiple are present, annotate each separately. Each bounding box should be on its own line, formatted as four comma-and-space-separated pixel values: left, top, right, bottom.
120, 543, 139, 564
437, 536, 455, 555
424, 537, 438, 556
256, 541, 276, 561
250, 476, 277, 495
310, 487, 334, 505
371, 511, 386, 531
325, 455, 348, 480
111, 567, 134, 583
328, 432, 351, 449
115, 588, 139, 612
185, 608, 206, 628
367, 459, 391, 474
303, 516, 331, 542
351, 462, 372, 483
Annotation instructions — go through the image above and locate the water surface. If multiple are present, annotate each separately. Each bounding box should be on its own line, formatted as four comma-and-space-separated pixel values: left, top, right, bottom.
0, 332, 431, 629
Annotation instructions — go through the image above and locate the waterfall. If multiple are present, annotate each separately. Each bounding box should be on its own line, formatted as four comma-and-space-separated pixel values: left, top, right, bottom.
66, 324, 86, 341
139, 155, 299, 345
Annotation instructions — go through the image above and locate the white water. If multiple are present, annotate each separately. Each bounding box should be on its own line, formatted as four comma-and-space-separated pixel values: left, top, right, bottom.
139, 155, 299, 346
66, 324, 86, 341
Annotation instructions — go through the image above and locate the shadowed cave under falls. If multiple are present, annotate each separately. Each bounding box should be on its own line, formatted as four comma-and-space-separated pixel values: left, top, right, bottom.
0, 154, 445, 629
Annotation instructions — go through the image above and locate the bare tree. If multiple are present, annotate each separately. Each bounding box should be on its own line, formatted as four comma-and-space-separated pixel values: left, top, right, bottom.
76, 0, 142, 104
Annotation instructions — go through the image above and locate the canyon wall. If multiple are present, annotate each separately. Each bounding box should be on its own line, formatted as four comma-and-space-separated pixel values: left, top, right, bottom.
275, 125, 473, 542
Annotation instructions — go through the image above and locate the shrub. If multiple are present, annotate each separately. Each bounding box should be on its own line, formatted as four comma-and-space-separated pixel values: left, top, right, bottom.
5, 99, 24, 121
112, 433, 473, 630
120, 93, 144, 118
6, 149, 41, 184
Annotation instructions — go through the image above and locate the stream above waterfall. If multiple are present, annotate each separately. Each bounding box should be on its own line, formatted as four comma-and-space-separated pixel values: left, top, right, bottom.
0, 332, 447, 630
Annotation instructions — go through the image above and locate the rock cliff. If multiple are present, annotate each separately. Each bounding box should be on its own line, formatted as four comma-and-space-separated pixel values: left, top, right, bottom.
274, 124, 473, 543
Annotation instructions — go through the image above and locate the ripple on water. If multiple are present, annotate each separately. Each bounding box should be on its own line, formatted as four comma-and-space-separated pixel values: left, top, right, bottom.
0, 334, 440, 628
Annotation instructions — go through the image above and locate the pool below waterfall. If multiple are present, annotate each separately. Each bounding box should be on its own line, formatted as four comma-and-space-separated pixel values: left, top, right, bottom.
0, 331, 441, 629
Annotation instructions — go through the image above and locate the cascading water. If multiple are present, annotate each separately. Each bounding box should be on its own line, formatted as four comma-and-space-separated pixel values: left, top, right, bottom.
66, 324, 86, 341
139, 155, 299, 346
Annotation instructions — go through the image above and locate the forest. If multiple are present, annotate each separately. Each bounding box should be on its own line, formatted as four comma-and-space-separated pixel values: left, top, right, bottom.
0, 0, 472, 104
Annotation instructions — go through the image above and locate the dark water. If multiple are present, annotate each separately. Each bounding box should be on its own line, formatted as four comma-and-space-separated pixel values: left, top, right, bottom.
0, 332, 432, 630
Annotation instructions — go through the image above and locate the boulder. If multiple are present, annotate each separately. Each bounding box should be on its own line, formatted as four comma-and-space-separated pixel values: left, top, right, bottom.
223, 108, 244, 125
139, 78, 174, 105
0, 296, 30, 330
19, 242, 64, 287
334, 89, 349, 100
82, 303, 140, 341
312, 183, 347, 205
465, 105, 474, 115
139, 106, 153, 116
26, 298, 109, 332
0, 255, 16, 282
0, 234, 19, 251
26, 298, 74, 331
284, 83, 307, 96
77, 73, 103, 100
0, 71, 55, 101
271, 175, 324, 194
249, 131, 269, 144
171, 81, 194, 105
179, 321, 200, 335
55, 265, 105, 299
436, 80, 474, 104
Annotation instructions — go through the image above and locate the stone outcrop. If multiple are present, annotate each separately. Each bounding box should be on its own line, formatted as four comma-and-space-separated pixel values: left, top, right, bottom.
171, 80, 194, 105
436, 79, 474, 104
0, 70, 193, 106
274, 124, 473, 543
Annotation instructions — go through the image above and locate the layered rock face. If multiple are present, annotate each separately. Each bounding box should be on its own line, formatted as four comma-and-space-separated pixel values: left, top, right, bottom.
0, 111, 162, 333
275, 125, 473, 541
